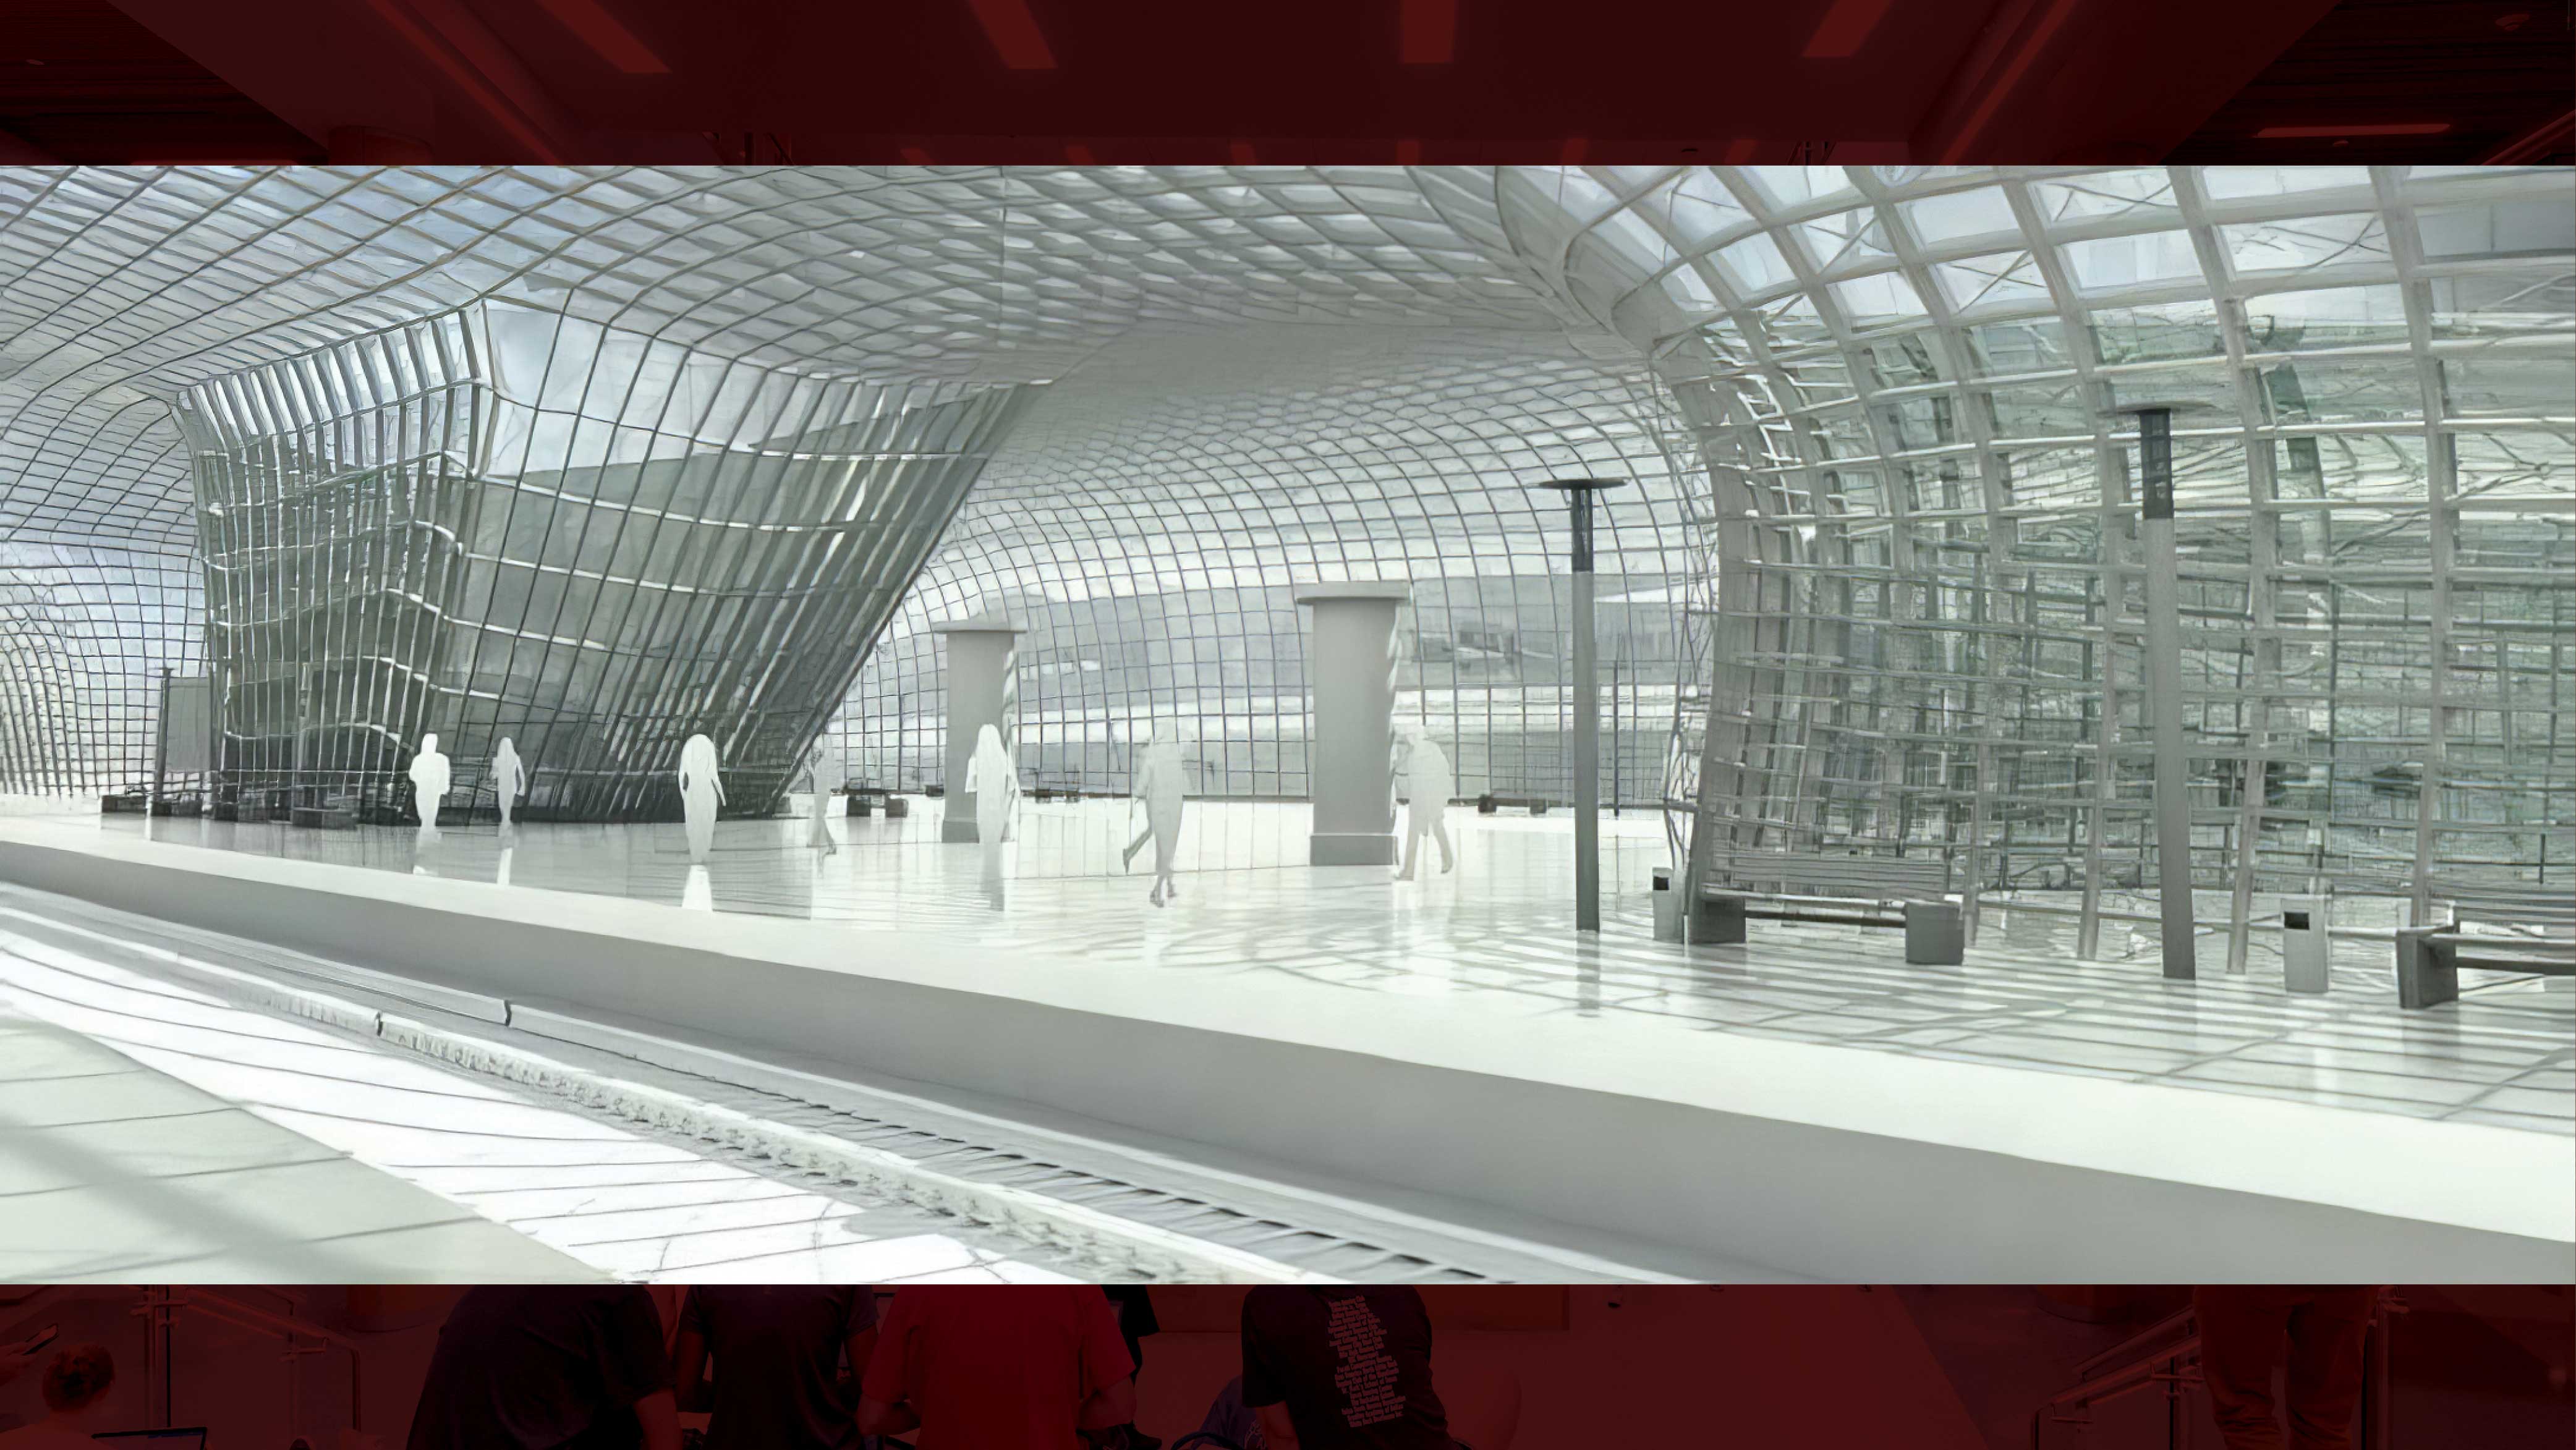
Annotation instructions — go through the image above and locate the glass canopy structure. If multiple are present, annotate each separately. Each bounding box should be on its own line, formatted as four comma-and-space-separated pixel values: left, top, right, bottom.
1, 164, 2569, 957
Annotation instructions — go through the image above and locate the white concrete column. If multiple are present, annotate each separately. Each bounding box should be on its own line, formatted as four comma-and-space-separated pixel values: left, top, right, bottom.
1297, 581, 1409, 866
932, 619, 1022, 843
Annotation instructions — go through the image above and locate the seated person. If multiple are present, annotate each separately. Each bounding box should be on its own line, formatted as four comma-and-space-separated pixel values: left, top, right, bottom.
859, 1286, 1133, 1450
0, 1344, 114, 1449
1191, 1377, 1266, 1449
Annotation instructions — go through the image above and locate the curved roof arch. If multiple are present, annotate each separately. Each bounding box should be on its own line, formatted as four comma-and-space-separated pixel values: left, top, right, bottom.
2, 163, 2569, 880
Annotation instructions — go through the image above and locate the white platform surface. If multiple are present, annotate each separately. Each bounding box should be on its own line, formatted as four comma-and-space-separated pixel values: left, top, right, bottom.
0, 888, 1091, 1284
2, 805, 2567, 1278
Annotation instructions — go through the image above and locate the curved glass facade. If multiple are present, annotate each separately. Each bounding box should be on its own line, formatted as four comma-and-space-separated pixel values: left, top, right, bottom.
2, 164, 2570, 946
1512, 164, 2574, 953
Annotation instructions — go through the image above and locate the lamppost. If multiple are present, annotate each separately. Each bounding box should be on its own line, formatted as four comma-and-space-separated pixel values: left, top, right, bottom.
2108, 400, 2216, 982
1534, 477, 1628, 932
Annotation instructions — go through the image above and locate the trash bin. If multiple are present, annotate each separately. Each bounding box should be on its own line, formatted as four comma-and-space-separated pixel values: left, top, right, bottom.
2281, 894, 2329, 994
1904, 901, 1965, 965
1652, 868, 1685, 943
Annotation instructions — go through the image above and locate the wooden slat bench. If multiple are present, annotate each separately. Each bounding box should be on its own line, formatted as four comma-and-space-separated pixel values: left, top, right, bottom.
2393, 888, 2576, 1009
1690, 842, 1966, 964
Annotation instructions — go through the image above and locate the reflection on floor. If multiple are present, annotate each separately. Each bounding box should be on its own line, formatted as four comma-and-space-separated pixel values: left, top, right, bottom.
69, 800, 2576, 1137
0, 907, 1089, 1283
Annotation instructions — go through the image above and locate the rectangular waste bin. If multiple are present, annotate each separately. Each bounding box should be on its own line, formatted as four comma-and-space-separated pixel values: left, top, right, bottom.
1652, 868, 1684, 943
1905, 901, 1966, 965
2282, 895, 2329, 993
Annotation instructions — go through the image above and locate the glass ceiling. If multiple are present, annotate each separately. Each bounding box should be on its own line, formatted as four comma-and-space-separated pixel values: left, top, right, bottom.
2, 163, 2569, 958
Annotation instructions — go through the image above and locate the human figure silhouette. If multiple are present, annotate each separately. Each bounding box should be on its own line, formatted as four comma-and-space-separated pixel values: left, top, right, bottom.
1393, 726, 1456, 881
677, 733, 724, 863
967, 723, 1019, 875
1122, 726, 1189, 907
805, 739, 838, 855
491, 736, 527, 830
410, 732, 451, 849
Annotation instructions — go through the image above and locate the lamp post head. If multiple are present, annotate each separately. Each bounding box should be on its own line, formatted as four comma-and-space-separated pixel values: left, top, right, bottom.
1531, 477, 1629, 570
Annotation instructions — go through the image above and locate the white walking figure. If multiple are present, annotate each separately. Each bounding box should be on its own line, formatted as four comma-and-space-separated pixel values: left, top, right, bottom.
966, 723, 1019, 876
1393, 725, 1456, 881
676, 732, 724, 863
409, 732, 451, 849
805, 738, 839, 855
491, 736, 527, 831
1121, 726, 1189, 906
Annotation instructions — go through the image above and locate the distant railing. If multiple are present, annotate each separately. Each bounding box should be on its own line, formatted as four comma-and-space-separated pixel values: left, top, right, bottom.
2031, 1293, 2400, 1450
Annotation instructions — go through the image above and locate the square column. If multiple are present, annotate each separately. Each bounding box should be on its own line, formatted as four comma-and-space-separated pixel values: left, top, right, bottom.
1297, 581, 1409, 866
932, 619, 1023, 842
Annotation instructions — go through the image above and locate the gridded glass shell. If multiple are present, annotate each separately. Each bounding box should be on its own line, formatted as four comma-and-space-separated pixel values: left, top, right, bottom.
177, 301, 1028, 820
2, 163, 2571, 957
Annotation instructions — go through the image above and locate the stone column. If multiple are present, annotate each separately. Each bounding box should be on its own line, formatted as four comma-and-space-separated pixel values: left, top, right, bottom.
1296, 581, 1409, 866
932, 619, 1022, 843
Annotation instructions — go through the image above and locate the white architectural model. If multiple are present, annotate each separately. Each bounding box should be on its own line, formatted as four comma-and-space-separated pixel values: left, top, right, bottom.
1394, 726, 1456, 880
1123, 728, 1189, 906
408, 732, 451, 839
967, 724, 1019, 875
491, 737, 527, 830
805, 739, 838, 855
676, 733, 724, 863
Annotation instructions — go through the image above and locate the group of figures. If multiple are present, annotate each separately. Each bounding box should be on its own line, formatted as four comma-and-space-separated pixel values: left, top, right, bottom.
404, 732, 529, 846
403, 732, 710, 857
402, 720, 1455, 901
963, 722, 1190, 906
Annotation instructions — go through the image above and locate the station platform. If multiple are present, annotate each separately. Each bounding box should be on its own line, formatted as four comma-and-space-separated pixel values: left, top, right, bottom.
2, 802, 2567, 1281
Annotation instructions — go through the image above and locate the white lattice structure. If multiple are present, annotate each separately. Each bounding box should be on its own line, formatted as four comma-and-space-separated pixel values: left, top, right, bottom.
2, 164, 2570, 956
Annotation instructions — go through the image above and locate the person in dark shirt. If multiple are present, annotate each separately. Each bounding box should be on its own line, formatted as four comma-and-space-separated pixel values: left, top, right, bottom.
672, 1286, 878, 1450
1100, 1289, 1162, 1450
404, 1286, 679, 1450
1241, 1287, 1456, 1450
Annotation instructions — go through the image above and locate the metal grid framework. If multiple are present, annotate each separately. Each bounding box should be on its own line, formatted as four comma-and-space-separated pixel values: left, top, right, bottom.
2, 163, 2571, 945
0, 163, 1699, 810
844, 322, 1695, 804
179, 300, 1027, 820
1509, 163, 2575, 951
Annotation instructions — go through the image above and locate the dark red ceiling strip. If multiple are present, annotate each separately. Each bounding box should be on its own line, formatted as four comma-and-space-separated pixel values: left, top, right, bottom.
533, 0, 668, 74
966, 0, 1057, 70
1802, 0, 1894, 59
1401, 0, 1458, 64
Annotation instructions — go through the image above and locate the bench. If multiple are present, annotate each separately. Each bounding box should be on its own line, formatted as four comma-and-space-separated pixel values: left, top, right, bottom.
290, 792, 359, 830
1476, 794, 1551, 816
2393, 887, 2576, 1009
1690, 842, 1965, 964
841, 786, 909, 818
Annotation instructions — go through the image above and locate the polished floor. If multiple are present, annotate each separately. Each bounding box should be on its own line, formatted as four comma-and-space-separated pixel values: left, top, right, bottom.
0, 894, 1090, 1283
56, 798, 2576, 1140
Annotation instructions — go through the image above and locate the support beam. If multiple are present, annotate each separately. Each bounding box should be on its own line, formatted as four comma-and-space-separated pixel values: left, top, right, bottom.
931, 619, 1022, 844
2131, 404, 2199, 980
1296, 582, 1409, 867
1536, 478, 1628, 933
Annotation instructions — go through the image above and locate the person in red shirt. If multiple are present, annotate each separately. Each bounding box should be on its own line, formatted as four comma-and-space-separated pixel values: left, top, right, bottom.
858, 1286, 1136, 1450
